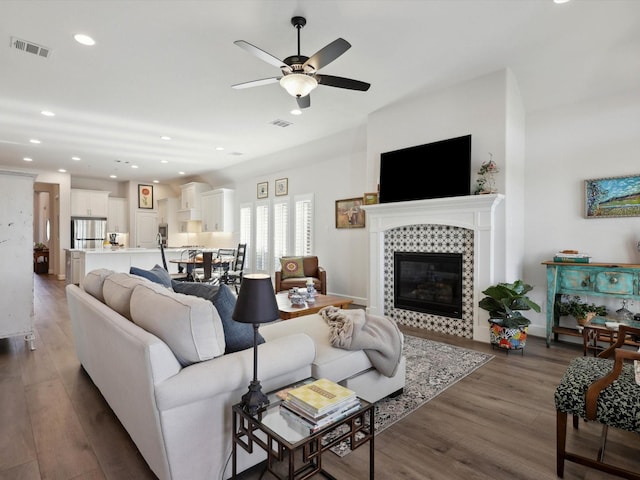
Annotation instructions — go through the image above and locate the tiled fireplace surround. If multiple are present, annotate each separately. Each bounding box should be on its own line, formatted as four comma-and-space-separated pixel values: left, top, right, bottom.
364, 194, 504, 343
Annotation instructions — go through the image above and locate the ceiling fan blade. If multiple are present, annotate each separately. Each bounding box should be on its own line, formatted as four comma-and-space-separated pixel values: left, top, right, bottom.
234, 40, 292, 72
316, 74, 370, 91
296, 95, 310, 109
303, 38, 351, 72
232, 77, 281, 89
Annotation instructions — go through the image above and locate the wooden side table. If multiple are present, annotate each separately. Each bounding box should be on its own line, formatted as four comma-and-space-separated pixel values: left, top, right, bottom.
582, 317, 640, 356
33, 248, 49, 274
232, 379, 374, 480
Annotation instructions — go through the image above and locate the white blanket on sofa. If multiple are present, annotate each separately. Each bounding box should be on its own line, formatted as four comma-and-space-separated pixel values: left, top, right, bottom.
319, 306, 403, 377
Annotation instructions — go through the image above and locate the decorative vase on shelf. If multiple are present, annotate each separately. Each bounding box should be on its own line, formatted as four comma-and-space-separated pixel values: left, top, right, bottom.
473, 153, 499, 195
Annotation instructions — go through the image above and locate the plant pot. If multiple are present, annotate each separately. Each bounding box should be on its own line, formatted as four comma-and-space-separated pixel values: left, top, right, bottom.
575, 311, 597, 326
488, 320, 528, 352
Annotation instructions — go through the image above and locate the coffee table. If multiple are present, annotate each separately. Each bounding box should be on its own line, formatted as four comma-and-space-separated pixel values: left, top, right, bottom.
276, 292, 353, 320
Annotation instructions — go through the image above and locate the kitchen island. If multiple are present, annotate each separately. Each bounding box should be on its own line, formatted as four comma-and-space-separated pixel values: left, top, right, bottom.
67, 247, 195, 286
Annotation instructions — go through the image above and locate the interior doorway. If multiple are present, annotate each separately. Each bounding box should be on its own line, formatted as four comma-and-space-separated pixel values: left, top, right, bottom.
34, 182, 60, 276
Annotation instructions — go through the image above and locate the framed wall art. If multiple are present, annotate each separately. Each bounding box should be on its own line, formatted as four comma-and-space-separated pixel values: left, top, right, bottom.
275, 178, 288, 196
363, 192, 378, 205
138, 184, 154, 209
585, 174, 640, 218
257, 181, 268, 199
335, 197, 365, 229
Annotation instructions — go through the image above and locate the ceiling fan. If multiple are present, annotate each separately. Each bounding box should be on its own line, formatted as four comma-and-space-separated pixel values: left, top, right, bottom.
232, 16, 370, 109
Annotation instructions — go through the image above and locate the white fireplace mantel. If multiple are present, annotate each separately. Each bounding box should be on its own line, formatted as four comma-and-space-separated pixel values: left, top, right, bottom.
363, 194, 505, 342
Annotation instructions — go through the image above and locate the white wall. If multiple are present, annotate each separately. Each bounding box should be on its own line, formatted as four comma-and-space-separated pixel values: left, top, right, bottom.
206, 127, 370, 303
524, 89, 640, 337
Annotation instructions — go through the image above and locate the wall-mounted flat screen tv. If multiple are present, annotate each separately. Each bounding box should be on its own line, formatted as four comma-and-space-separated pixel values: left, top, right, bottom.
379, 134, 471, 203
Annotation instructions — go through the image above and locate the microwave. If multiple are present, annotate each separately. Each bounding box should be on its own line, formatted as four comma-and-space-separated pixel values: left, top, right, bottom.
158, 224, 168, 246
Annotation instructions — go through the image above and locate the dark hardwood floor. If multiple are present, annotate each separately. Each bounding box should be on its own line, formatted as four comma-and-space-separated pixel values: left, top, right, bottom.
1, 273, 638, 480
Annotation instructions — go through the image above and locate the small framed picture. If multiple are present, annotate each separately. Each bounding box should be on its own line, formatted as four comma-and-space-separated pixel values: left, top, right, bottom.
275, 178, 288, 196
138, 184, 154, 209
257, 181, 268, 199
363, 192, 379, 205
335, 197, 366, 228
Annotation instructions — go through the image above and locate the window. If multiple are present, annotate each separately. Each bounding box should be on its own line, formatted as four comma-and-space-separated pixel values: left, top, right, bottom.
239, 203, 252, 270
254, 200, 270, 272
294, 194, 314, 256
273, 197, 289, 270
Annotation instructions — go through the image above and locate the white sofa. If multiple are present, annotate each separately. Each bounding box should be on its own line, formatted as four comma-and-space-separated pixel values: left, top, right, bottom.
65, 269, 406, 480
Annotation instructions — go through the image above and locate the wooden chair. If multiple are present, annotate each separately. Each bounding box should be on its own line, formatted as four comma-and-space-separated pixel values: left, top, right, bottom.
274, 255, 326, 295
554, 324, 640, 479
221, 244, 246, 292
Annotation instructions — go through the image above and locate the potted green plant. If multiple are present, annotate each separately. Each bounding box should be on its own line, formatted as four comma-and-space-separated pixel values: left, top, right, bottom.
556, 295, 607, 326
478, 280, 541, 351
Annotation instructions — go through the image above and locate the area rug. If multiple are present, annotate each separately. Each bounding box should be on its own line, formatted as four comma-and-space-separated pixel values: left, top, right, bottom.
324, 334, 494, 456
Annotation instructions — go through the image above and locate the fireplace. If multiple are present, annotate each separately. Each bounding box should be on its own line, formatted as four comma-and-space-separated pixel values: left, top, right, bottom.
363, 194, 505, 342
394, 252, 463, 318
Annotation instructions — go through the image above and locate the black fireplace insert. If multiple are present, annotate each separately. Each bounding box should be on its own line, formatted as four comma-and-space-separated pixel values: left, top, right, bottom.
394, 252, 463, 318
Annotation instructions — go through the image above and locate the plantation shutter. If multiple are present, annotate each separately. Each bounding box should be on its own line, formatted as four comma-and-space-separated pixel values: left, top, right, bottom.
254, 201, 269, 272
273, 199, 289, 269
294, 194, 313, 256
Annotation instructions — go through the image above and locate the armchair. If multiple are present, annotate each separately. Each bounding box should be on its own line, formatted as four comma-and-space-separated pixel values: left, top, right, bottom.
275, 255, 326, 295
554, 324, 640, 479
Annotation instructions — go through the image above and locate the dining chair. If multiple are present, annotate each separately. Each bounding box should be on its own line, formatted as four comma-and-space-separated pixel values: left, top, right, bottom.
222, 244, 246, 293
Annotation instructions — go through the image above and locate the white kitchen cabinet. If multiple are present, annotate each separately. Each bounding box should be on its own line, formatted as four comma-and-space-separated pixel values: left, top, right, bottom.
201, 188, 235, 232
71, 189, 110, 217
134, 211, 159, 248
180, 182, 209, 210
178, 182, 209, 222
0, 170, 36, 350
107, 197, 128, 233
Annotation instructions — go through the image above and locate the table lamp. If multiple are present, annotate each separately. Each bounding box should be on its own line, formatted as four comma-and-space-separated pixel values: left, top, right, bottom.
232, 273, 280, 415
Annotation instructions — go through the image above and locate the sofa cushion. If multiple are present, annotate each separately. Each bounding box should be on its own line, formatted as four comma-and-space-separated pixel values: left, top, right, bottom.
280, 257, 305, 279
130, 264, 173, 288
103, 272, 149, 321
82, 268, 115, 303
130, 281, 226, 366
261, 314, 371, 381
172, 282, 264, 354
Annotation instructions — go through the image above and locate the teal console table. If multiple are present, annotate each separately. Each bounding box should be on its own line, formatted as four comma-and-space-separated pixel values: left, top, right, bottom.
542, 261, 640, 346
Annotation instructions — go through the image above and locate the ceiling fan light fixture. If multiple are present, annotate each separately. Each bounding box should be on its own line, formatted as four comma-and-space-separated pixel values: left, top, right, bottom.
280, 73, 317, 98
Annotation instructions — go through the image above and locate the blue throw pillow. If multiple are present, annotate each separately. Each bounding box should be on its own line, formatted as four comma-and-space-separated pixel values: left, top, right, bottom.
171, 282, 264, 354
130, 264, 172, 288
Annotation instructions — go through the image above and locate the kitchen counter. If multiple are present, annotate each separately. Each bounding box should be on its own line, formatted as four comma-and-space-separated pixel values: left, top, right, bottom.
68, 246, 228, 286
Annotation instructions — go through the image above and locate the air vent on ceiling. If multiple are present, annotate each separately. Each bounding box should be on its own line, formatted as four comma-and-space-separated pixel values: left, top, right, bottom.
10, 36, 51, 58
270, 119, 292, 128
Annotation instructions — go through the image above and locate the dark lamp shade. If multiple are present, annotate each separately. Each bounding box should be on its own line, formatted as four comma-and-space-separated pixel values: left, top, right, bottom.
232, 273, 279, 324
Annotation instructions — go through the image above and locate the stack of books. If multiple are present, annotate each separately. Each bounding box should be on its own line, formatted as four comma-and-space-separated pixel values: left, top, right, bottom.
553, 250, 591, 263
280, 378, 361, 433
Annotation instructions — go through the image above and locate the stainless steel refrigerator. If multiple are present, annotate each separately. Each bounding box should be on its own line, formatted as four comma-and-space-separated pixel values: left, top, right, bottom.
71, 217, 107, 249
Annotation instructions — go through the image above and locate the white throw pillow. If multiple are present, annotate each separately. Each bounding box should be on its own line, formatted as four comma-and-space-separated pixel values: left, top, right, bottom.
129, 281, 226, 367
103, 272, 148, 321
82, 268, 115, 303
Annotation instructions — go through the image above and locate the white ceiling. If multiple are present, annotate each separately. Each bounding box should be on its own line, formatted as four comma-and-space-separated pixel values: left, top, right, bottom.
1, 0, 639, 183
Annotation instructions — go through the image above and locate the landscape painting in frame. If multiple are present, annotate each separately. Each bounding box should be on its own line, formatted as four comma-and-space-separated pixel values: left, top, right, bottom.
585, 174, 640, 218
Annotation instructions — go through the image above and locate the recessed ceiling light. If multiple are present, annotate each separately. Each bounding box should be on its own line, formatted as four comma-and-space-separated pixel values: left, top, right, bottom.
290, 109, 302, 116
160, 136, 171, 141
215, 146, 225, 151
72, 156, 81, 161
109, 174, 117, 179
553, 0, 570, 3
41, 110, 55, 117
30, 138, 41, 144
160, 160, 169, 164
58, 169, 67, 173
23, 157, 33, 162
131, 165, 139, 169
153, 180, 159, 183
178, 171, 185, 175
74, 34, 95, 46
